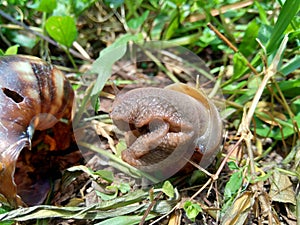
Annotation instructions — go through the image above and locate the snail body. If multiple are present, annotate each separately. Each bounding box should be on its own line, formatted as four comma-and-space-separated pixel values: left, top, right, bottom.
0, 55, 74, 207
110, 83, 222, 180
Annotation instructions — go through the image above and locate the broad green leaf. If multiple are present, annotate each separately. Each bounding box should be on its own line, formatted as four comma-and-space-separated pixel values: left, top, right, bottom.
273, 114, 300, 140
272, 79, 300, 98
104, 0, 124, 9
90, 33, 143, 109
36, 0, 57, 13
10, 31, 36, 48
224, 171, 243, 201
93, 170, 114, 183
45, 16, 77, 48
4, 45, 19, 55
227, 161, 239, 170
183, 201, 202, 222
188, 170, 207, 185
151, 14, 169, 40
257, 24, 272, 47
232, 53, 248, 81
253, 116, 276, 138
239, 19, 259, 57
253, 114, 300, 140
124, 0, 143, 17
71, 0, 96, 16
291, 99, 300, 116
116, 183, 131, 194
51, 0, 96, 16
162, 181, 174, 198
68, 166, 113, 183
96, 189, 118, 201
127, 10, 149, 30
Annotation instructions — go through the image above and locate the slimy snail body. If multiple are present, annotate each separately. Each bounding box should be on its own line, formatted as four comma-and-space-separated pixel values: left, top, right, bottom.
110, 83, 223, 179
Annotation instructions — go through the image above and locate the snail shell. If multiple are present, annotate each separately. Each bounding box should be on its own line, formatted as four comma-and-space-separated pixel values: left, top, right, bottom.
0, 55, 74, 207
110, 83, 223, 180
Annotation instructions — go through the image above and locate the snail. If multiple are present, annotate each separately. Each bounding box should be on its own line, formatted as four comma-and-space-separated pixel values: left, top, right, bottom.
0, 55, 74, 207
110, 83, 223, 180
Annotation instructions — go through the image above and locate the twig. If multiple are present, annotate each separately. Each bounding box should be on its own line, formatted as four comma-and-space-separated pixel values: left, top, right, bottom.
139, 191, 164, 225
237, 35, 289, 176
207, 23, 258, 76
190, 137, 243, 200
188, 0, 254, 22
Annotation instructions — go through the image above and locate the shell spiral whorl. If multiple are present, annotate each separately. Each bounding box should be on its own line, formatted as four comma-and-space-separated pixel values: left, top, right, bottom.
0, 55, 74, 207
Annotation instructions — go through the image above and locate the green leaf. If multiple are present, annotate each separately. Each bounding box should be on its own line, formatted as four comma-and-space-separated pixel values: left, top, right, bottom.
0, 189, 175, 222
10, 31, 36, 48
183, 201, 202, 222
224, 170, 243, 201
45, 16, 77, 47
93, 170, 114, 183
67, 165, 98, 180
4, 45, 19, 55
274, 79, 300, 98
71, 0, 96, 16
116, 183, 131, 194
188, 170, 207, 185
267, 0, 300, 53
280, 55, 300, 76
254, 113, 300, 140
232, 53, 248, 81
36, 0, 57, 13
0, 219, 13, 225
105, 0, 124, 9
273, 113, 300, 140
124, 0, 143, 17
239, 19, 260, 57
127, 10, 149, 30
95, 214, 156, 225
227, 161, 240, 170
163, 10, 180, 40
254, 1, 269, 25
96, 189, 118, 201
90, 33, 143, 109
0, 207, 13, 225
162, 181, 174, 198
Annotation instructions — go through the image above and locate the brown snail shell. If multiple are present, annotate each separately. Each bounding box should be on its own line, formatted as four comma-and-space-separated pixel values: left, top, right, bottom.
0, 55, 74, 207
110, 83, 223, 180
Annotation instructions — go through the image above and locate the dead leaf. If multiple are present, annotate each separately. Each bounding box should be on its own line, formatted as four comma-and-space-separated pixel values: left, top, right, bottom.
269, 170, 296, 205
221, 191, 254, 225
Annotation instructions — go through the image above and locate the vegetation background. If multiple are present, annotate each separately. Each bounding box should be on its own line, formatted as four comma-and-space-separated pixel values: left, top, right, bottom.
0, 0, 299, 224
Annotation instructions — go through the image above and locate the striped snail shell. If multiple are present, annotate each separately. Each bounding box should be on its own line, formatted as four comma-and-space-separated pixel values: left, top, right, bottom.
110, 83, 223, 180
0, 55, 74, 207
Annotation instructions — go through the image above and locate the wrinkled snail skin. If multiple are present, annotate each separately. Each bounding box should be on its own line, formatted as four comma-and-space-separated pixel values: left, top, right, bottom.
110, 83, 223, 178
0, 55, 74, 208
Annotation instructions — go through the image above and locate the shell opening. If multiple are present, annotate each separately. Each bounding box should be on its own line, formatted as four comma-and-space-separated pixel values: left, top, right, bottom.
2, 88, 24, 103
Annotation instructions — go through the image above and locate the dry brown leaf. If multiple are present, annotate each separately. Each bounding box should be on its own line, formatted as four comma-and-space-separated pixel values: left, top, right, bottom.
269, 170, 296, 205
221, 191, 254, 225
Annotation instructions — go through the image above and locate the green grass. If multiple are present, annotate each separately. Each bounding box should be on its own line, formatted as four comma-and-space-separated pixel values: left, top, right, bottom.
0, 0, 299, 224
